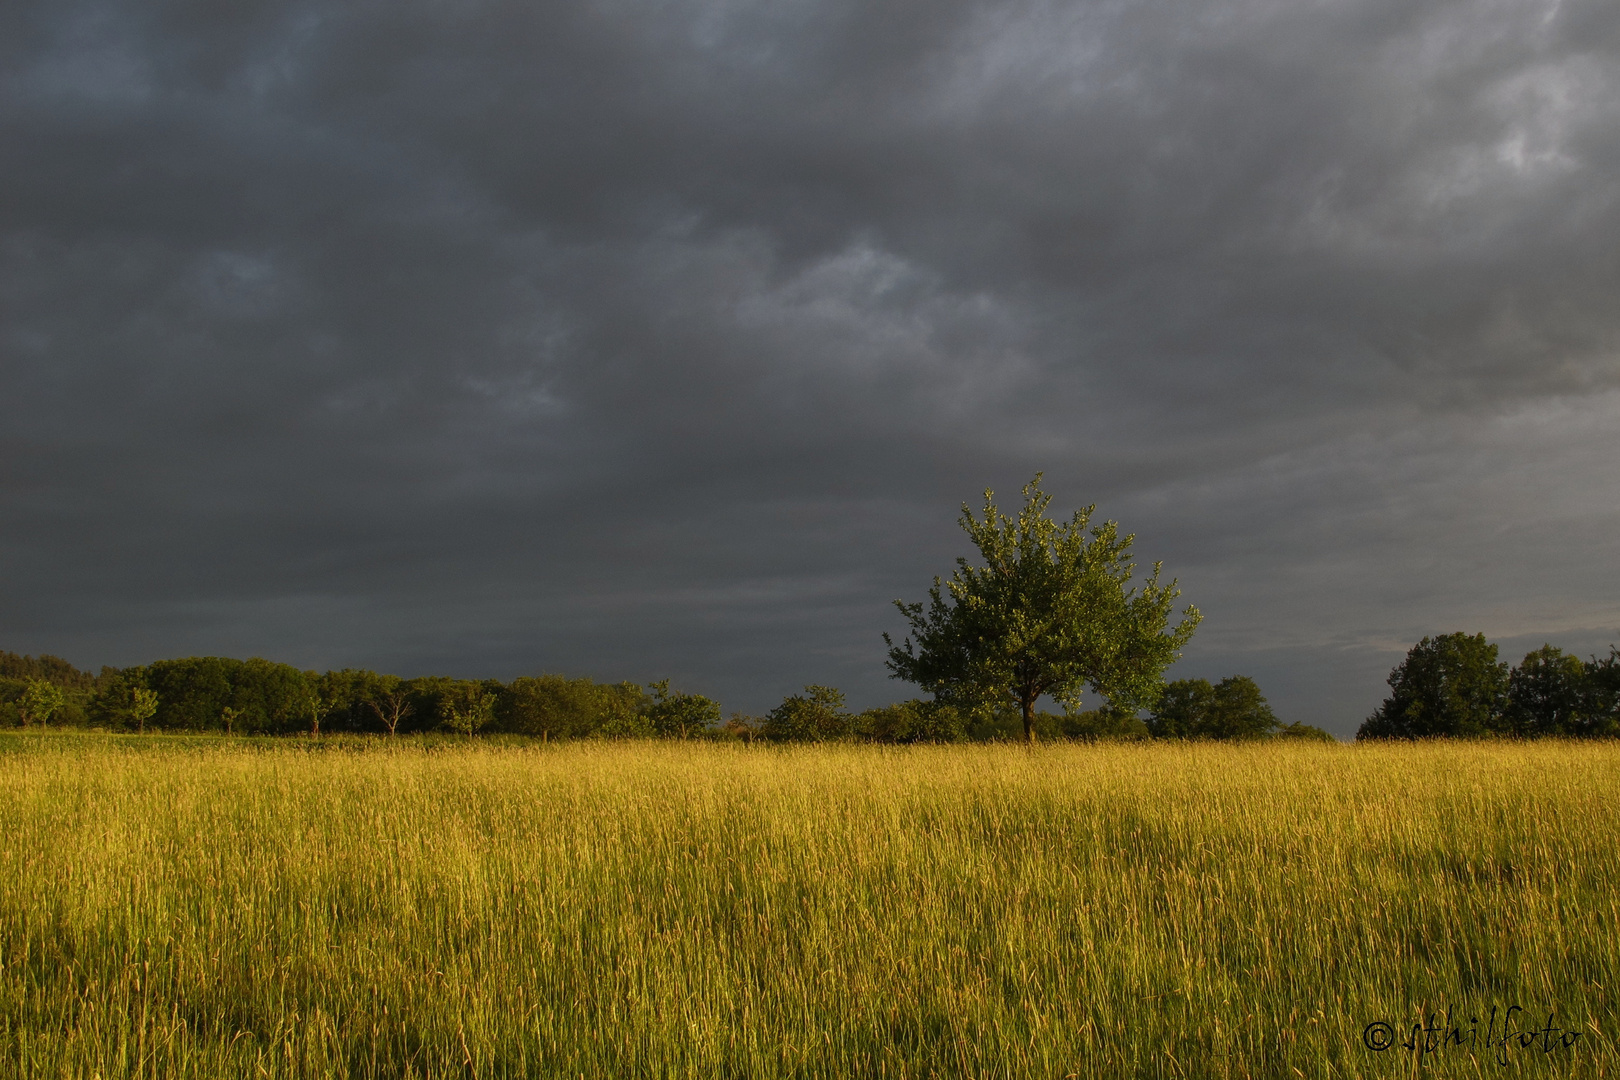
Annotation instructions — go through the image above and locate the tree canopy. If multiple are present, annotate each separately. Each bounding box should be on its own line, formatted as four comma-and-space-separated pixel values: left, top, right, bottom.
885, 474, 1202, 742
1148, 676, 1276, 740
762, 685, 852, 742
1358, 633, 1509, 739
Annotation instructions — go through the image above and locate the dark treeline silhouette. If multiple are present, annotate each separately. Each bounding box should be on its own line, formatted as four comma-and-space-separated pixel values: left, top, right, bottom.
0, 653, 692, 739
1, 649, 1330, 743
0, 652, 733, 740
1358, 633, 1620, 740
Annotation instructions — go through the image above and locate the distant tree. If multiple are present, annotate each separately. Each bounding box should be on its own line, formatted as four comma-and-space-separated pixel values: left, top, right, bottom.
17, 679, 66, 727
722, 714, 760, 743
1504, 645, 1587, 737
495, 675, 645, 739
442, 681, 497, 737
129, 688, 158, 734
1146, 679, 1216, 739
245, 659, 318, 734
596, 706, 655, 738
135, 657, 311, 733
1147, 676, 1279, 740
1058, 706, 1150, 741
1274, 721, 1336, 742
909, 701, 968, 742
1357, 633, 1509, 740
854, 700, 966, 743
143, 657, 235, 730
220, 706, 241, 735
303, 689, 334, 738
309, 669, 368, 733
1205, 676, 1280, 740
852, 702, 914, 743
361, 674, 413, 736
0, 651, 97, 691
402, 676, 457, 733
645, 680, 722, 739
1579, 648, 1620, 739
90, 669, 160, 733
886, 475, 1201, 743
763, 685, 852, 742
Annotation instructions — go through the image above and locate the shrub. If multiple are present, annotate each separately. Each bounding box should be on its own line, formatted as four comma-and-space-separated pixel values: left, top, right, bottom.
762, 686, 851, 742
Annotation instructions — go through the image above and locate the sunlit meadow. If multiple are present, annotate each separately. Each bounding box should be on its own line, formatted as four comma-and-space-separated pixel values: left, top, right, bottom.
0, 735, 1615, 1078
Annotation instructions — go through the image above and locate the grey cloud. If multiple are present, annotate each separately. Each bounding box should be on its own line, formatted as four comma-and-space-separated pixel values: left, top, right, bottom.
4, 0, 1620, 732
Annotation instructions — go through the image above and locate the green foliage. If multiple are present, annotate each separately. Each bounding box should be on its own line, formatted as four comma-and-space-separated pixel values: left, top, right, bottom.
495, 675, 648, 739
720, 714, 761, 742
886, 474, 1201, 742
1358, 633, 1509, 739
1361, 636, 1620, 741
71, 661, 673, 741
595, 708, 655, 739
353, 672, 413, 735
87, 669, 159, 732
128, 657, 314, 734
645, 680, 722, 738
1504, 644, 1588, 737
298, 681, 338, 737
16, 680, 67, 727
1275, 721, 1336, 742
762, 685, 852, 742
953, 704, 1148, 742
400, 675, 458, 734
142, 658, 232, 730
0, 652, 103, 726
1148, 679, 1215, 738
1148, 676, 1280, 740
313, 669, 393, 733
0, 651, 99, 691
852, 699, 966, 743
441, 681, 498, 737
1057, 706, 1150, 741
1581, 649, 1620, 739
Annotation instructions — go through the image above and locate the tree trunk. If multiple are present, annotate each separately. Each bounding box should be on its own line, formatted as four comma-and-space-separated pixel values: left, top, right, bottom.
1022, 691, 1038, 744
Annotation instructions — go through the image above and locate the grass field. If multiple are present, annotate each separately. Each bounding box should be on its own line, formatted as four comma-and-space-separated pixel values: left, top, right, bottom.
0, 734, 1615, 1078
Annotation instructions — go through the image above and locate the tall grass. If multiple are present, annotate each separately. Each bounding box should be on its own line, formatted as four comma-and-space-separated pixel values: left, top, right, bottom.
0, 734, 1614, 1078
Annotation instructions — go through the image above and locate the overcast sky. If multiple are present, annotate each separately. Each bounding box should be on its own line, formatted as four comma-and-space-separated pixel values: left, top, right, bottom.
4, 0, 1619, 735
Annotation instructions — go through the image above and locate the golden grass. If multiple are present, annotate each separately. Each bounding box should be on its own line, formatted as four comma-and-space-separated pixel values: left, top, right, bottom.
0, 734, 1615, 1078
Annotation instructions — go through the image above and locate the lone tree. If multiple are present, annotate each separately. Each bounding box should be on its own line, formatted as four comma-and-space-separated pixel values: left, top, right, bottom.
885, 474, 1201, 743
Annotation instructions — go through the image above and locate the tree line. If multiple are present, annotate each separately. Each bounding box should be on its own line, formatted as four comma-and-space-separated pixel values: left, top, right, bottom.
0, 652, 720, 739
1357, 633, 1620, 740
0, 648, 1328, 743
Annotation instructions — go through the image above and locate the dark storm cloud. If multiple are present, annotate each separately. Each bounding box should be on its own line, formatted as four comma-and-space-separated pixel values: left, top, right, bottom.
4, 0, 1619, 732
